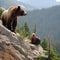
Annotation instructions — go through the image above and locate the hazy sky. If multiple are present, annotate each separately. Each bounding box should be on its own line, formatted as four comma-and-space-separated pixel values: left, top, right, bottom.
56, 0, 60, 2
17, 0, 60, 9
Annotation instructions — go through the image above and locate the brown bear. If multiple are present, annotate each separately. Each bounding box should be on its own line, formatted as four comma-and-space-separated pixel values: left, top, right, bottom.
1, 5, 27, 32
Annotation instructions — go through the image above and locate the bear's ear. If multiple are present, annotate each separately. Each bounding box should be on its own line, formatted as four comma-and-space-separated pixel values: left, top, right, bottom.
17, 6, 20, 11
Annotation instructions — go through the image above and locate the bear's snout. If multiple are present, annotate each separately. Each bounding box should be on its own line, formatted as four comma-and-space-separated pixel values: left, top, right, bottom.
24, 11, 27, 16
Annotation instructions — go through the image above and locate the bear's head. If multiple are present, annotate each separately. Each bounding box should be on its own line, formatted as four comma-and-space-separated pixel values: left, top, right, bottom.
8, 5, 27, 16
17, 5, 27, 16
16, 5, 27, 16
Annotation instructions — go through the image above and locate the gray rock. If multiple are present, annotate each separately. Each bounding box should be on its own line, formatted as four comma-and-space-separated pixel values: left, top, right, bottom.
0, 23, 46, 60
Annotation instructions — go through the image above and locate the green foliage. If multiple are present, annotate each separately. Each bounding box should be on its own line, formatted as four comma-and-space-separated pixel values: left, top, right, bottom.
48, 39, 60, 60
41, 37, 48, 50
16, 26, 24, 37
34, 37, 60, 60
23, 21, 31, 37
36, 55, 47, 60
16, 21, 31, 37
49, 49, 60, 60
33, 24, 37, 33
0, 8, 4, 19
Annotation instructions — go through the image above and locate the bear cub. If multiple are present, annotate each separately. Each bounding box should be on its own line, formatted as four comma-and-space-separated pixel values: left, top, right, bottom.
1, 5, 27, 32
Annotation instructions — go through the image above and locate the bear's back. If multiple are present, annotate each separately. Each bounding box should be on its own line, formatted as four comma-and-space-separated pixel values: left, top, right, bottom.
1, 10, 8, 21
8, 6, 17, 13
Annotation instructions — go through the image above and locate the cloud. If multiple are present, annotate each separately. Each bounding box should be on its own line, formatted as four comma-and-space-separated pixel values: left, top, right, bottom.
56, 0, 60, 2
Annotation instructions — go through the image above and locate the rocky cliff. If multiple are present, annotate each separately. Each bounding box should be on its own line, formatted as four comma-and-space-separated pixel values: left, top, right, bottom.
0, 20, 45, 60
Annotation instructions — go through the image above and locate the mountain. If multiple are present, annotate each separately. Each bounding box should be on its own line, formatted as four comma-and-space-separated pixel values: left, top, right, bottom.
18, 5, 60, 42
0, 0, 36, 11
38, 0, 60, 9
17, 0, 60, 9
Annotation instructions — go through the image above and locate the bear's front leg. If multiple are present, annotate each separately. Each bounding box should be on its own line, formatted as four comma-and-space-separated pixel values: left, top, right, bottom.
12, 20, 17, 33
7, 20, 12, 31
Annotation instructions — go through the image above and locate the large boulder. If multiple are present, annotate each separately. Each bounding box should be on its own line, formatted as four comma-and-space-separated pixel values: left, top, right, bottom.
0, 20, 45, 60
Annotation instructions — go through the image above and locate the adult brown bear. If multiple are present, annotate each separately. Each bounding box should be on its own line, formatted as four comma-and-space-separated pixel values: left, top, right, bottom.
1, 6, 27, 32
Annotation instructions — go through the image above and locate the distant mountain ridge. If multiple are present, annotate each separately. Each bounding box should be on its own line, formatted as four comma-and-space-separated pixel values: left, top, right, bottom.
0, 0, 36, 11
17, 0, 60, 9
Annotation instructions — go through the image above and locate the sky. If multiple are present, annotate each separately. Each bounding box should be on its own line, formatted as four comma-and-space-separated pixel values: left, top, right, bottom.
56, 0, 60, 2
17, 0, 60, 9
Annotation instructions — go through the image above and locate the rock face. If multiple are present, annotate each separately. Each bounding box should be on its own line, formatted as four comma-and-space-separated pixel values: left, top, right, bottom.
0, 20, 45, 60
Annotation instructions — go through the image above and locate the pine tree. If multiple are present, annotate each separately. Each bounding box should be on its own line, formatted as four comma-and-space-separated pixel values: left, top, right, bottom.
33, 24, 37, 33
16, 26, 24, 37
48, 49, 60, 60
41, 37, 48, 50
48, 37, 60, 60
23, 21, 31, 37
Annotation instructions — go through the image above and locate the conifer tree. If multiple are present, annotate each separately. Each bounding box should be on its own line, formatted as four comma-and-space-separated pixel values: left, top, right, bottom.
48, 37, 60, 60
23, 21, 31, 37
33, 24, 37, 33
42, 37, 48, 50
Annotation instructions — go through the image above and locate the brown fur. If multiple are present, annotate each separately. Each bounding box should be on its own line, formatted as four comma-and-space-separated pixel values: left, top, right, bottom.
1, 6, 27, 32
